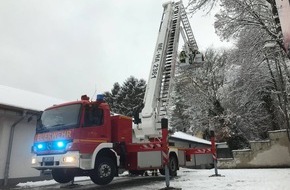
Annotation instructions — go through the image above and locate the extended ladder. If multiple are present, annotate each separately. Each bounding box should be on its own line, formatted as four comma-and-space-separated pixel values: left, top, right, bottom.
134, 1, 201, 139
180, 3, 198, 52
158, 1, 199, 118
158, 2, 181, 118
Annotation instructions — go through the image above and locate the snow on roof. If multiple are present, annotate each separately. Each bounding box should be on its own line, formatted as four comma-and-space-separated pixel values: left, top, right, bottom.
0, 85, 65, 111
170, 131, 211, 145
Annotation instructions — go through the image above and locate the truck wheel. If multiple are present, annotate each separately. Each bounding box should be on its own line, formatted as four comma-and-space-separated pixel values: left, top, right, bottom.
168, 155, 178, 176
52, 169, 74, 183
90, 157, 116, 185
159, 155, 178, 176
159, 168, 165, 175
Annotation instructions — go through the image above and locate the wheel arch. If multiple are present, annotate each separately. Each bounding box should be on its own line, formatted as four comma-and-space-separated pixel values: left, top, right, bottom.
91, 143, 119, 169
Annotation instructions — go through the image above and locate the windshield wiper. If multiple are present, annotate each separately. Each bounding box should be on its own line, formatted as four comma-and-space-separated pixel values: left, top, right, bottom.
50, 123, 65, 128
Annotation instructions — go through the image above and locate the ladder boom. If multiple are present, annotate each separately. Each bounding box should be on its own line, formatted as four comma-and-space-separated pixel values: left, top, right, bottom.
134, 1, 200, 140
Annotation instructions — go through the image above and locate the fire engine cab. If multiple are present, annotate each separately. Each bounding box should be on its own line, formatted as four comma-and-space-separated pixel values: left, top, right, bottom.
31, 1, 205, 185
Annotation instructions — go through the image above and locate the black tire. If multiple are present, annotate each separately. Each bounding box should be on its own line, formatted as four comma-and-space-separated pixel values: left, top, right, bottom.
159, 168, 165, 175
90, 157, 116, 185
129, 170, 145, 176
52, 169, 74, 183
159, 155, 178, 176
168, 155, 178, 176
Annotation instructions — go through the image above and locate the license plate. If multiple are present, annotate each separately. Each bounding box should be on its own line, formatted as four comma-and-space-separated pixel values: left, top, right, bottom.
42, 157, 54, 162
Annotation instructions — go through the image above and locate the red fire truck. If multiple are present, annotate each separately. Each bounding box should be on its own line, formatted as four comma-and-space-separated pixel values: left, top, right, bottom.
31, 1, 208, 185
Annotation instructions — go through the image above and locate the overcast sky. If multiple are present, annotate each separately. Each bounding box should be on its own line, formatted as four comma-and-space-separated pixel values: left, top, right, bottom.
0, 0, 231, 101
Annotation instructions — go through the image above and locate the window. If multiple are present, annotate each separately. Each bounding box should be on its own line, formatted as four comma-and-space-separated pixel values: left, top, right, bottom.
37, 104, 81, 132
84, 105, 103, 127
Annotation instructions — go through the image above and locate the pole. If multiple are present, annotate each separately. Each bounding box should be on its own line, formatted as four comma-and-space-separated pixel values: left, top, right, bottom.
161, 118, 170, 188
210, 130, 219, 176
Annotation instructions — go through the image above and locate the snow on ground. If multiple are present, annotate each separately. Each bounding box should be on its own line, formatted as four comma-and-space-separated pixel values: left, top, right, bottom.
138, 168, 290, 190
16, 176, 90, 188
16, 168, 290, 190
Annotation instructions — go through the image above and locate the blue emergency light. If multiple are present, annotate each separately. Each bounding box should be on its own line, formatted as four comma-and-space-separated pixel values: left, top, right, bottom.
34, 140, 72, 153
97, 94, 104, 101
37, 143, 44, 150
56, 141, 65, 148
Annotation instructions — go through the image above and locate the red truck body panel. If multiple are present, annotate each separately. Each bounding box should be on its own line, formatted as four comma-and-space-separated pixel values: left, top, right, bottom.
111, 115, 132, 143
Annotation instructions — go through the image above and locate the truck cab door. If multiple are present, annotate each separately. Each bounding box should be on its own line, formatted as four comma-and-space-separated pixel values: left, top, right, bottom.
80, 104, 108, 153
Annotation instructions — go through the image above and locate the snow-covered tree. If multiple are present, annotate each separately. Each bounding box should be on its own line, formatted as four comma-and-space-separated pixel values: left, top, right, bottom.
104, 82, 121, 113
222, 27, 287, 139
185, 0, 290, 148
170, 81, 191, 132
104, 76, 146, 117
171, 49, 227, 139
188, 0, 289, 59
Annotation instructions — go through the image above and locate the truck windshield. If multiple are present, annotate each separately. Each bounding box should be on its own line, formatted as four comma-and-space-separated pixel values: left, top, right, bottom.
37, 104, 81, 132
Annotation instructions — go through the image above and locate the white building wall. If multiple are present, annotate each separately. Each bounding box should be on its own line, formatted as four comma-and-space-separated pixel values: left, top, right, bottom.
0, 109, 40, 181
9, 118, 40, 178
0, 86, 64, 186
169, 138, 213, 168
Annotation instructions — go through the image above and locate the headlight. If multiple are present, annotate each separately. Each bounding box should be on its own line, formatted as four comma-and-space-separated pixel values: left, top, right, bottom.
63, 156, 76, 163
32, 158, 36, 164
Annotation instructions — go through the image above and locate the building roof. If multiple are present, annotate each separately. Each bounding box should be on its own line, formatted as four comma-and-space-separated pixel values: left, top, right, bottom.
170, 131, 211, 145
0, 85, 65, 111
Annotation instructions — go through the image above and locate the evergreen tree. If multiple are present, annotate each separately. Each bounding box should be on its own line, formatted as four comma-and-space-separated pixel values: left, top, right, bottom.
104, 76, 146, 117
170, 83, 191, 132
104, 82, 121, 113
